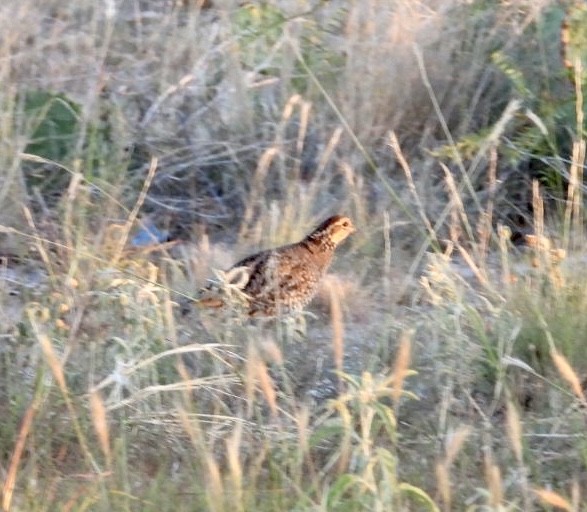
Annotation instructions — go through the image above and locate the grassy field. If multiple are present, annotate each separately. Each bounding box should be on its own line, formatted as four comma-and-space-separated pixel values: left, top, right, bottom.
2, 0, 587, 510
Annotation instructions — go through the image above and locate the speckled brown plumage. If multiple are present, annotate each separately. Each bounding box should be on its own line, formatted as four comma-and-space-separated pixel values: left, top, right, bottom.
198, 215, 355, 317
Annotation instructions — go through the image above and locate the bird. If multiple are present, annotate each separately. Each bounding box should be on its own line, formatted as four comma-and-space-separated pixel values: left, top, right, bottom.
196, 215, 356, 318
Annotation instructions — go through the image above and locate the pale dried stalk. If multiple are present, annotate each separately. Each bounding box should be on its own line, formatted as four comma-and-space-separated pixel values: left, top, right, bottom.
28, 308, 100, 474
389, 131, 436, 242
179, 406, 225, 512
391, 331, 411, 406
484, 450, 503, 508
498, 224, 513, 289
572, 58, 585, 246
571, 140, 585, 245
478, 146, 497, 263
435, 461, 451, 511
572, 478, 581, 511
239, 147, 279, 240
281, 94, 303, 123
111, 156, 158, 265
245, 343, 258, 418
333, 400, 352, 474
455, 243, 492, 291
564, 138, 585, 251
140, 74, 196, 127
225, 422, 244, 512
382, 210, 392, 302
282, 97, 313, 234
63, 168, 83, 256
436, 425, 471, 511
327, 279, 345, 381
255, 357, 278, 418
441, 162, 475, 244
292, 98, 311, 181
2, 390, 45, 512
22, 205, 55, 282
278, 95, 304, 225
444, 425, 471, 467
487, 464, 503, 507
295, 406, 311, 468
534, 488, 573, 511
505, 400, 523, 463
340, 161, 366, 228
205, 454, 224, 512
89, 389, 111, 467
307, 126, 343, 201
532, 180, 544, 242
551, 349, 586, 404
245, 343, 277, 418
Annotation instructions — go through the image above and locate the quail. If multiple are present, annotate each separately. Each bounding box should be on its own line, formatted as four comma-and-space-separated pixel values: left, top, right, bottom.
197, 215, 355, 317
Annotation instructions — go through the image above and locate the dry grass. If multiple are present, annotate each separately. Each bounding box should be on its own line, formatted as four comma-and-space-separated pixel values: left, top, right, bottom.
1, 0, 587, 510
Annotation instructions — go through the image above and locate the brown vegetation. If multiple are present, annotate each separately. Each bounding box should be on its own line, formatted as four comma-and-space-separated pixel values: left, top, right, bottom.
1, 0, 587, 510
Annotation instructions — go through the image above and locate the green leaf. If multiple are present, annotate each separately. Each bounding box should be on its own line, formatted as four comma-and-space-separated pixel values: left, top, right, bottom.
398, 483, 441, 511
23, 90, 81, 162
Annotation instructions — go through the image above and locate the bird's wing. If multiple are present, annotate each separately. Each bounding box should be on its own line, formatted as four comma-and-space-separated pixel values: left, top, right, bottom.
248, 247, 319, 301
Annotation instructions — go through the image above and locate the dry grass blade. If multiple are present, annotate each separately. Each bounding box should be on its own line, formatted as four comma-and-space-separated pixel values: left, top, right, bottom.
245, 343, 257, 419
327, 278, 344, 380
89, 389, 111, 467
259, 338, 283, 366
281, 93, 302, 122
391, 331, 412, 406
533, 488, 573, 511
307, 126, 343, 202
6, 1, 587, 509
141, 74, 196, 127
532, 180, 544, 241
239, 147, 279, 240
255, 357, 278, 418
295, 406, 310, 466
340, 161, 367, 227
225, 422, 244, 512
37, 332, 67, 393
389, 131, 436, 242
479, 146, 497, 259
488, 464, 502, 506
22, 205, 55, 281
455, 242, 492, 291
506, 400, 523, 463
205, 453, 224, 512
27, 308, 100, 473
483, 451, 502, 508
63, 169, 83, 252
178, 405, 226, 511
110, 156, 158, 265
331, 400, 352, 475
551, 349, 586, 403
568, 58, 585, 248
497, 224, 513, 287
444, 425, 471, 467
435, 461, 451, 511
571, 477, 580, 510
282, 95, 311, 188
440, 162, 475, 244
93, 343, 239, 394
246, 343, 277, 418
2, 392, 44, 512
239, 147, 279, 239
105, 376, 242, 412
178, 407, 203, 447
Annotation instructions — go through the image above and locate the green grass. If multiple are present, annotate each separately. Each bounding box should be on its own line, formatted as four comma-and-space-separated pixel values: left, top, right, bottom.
2, 0, 587, 510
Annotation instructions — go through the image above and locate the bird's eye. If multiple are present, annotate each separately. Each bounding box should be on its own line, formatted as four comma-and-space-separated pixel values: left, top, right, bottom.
342, 221, 349, 227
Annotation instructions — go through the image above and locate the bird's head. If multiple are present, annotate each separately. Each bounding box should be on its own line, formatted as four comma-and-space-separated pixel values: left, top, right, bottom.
307, 215, 355, 247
